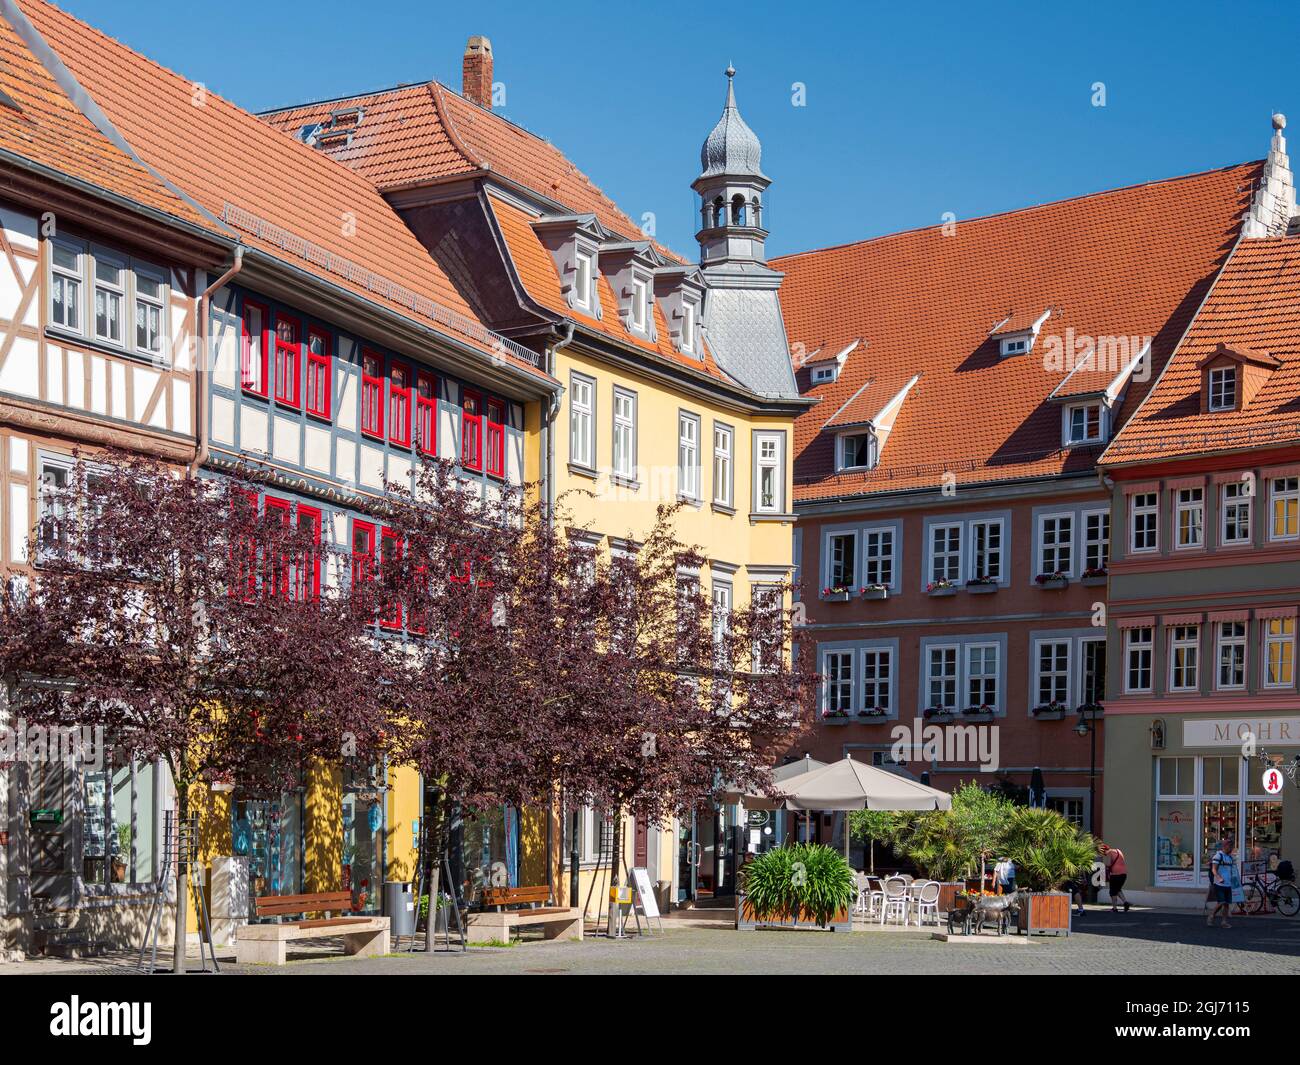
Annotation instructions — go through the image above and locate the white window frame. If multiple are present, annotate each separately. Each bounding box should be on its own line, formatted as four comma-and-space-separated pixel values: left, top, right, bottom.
569, 372, 595, 470
1174, 487, 1204, 550
1168, 625, 1200, 692
1221, 480, 1252, 546
1263, 617, 1295, 689
926, 644, 959, 710
1124, 627, 1153, 694
862, 646, 893, 714
630, 275, 650, 335
824, 649, 855, 715
862, 525, 895, 589
1129, 492, 1159, 553
611, 386, 637, 481
970, 518, 1002, 582
1000, 336, 1029, 356
826, 531, 856, 590
50, 236, 85, 334
1037, 512, 1074, 577
1270, 476, 1299, 542
928, 523, 961, 585
753, 431, 784, 514
1034, 639, 1071, 707
92, 246, 127, 347
811, 365, 837, 385
573, 249, 595, 313
678, 411, 701, 501
680, 300, 696, 354
133, 264, 167, 361
1215, 621, 1247, 692
1082, 508, 1110, 572
1064, 402, 1103, 445
838, 431, 876, 472
712, 422, 733, 508
1208, 366, 1237, 411
965, 642, 1000, 711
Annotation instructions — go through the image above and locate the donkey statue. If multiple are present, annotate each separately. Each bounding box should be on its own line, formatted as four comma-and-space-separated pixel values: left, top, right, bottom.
970, 888, 1027, 936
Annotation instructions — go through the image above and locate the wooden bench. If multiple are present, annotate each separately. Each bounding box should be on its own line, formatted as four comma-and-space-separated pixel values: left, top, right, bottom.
235, 891, 390, 966
467, 885, 583, 942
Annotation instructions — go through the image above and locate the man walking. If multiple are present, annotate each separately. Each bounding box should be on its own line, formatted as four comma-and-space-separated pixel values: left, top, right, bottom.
1099, 843, 1130, 912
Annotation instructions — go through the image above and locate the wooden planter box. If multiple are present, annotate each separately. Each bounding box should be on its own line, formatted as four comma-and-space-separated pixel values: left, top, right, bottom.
928, 586, 957, 597
736, 893, 852, 932
1017, 892, 1072, 936
936, 882, 965, 913
965, 582, 998, 594
861, 586, 889, 600
1036, 578, 1068, 590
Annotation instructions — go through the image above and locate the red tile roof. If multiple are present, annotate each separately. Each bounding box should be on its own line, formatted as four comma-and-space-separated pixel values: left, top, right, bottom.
17, 0, 548, 383
773, 162, 1260, 501
824, 373, 916, 430
1103, 237, 1300, 466
262, 81, 666, 251
0, 9, 215, 233
489, 193, 728, 380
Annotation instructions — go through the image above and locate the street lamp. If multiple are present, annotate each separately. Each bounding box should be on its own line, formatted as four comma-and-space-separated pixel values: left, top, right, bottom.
1075, 711, 1097, 834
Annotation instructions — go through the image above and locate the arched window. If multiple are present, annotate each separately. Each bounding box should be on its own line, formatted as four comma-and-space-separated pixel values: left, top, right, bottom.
731, 194, 747, 226
712, 196, 726, 228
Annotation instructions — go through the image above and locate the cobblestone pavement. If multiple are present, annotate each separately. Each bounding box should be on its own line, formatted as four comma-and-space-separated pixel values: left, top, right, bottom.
10, 908, 1300, 976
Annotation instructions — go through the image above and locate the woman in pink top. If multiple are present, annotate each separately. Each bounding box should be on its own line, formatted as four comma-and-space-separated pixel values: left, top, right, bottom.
1099, 843, 1130, 912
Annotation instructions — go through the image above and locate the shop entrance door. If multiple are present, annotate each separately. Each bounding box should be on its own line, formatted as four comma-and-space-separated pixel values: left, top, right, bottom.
677, 812, 699, 903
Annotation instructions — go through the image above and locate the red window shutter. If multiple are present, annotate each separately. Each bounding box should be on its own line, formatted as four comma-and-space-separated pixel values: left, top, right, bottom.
461, 389, 483, 471
486, 398, 506, 478
241, 300, 268, 397
389, 362, 412, 448
273, 315, 301, 408
361, 351, 384, 439
416, 371, 437, 455
306, 328, 331, 419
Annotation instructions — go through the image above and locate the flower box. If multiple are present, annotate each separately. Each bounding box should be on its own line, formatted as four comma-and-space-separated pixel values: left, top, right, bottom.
961, 708, 995, 722
1035, 574, 1068, 590
821, 588, 852, 602
821, 710, 852, 726
928, 584, 957, 597
1081, 575, 1108, 588
860, 585, 889, 601
923, 707, 956, 721
1032, 703, 1068, 720
965, 579, 998, 594
1075, 702, 1104, 720
857, 708, 889, 720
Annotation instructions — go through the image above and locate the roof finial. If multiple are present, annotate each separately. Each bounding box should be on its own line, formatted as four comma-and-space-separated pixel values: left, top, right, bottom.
726, 63, 735, 79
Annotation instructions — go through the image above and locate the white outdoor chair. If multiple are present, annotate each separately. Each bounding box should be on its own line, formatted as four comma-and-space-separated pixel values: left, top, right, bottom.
853, 872, 871, 916
913, 881, 941, 926
880, 875, 909, 926
905, 879, 928, 924
865, 876, 885, 917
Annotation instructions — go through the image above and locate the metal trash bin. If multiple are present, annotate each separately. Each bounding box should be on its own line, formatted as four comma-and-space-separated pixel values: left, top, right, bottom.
384, 881, 416, 937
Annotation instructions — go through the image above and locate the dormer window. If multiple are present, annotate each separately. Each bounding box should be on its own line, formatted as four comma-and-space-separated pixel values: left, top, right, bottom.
1208, 366, 1237, 411
630, 276, 649, 334
812, 365, 837, 385
1065, 402, 1104, 445
838, 431, 877, 472
991, 308, 1051, 358
1000, 337, 1029, 357
680, 300, 696, 353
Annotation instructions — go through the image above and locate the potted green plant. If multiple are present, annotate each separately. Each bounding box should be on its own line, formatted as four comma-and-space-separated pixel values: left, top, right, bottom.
736, 844, 855, 931
1002, 806, 1096, 935
111, 823, 130, 883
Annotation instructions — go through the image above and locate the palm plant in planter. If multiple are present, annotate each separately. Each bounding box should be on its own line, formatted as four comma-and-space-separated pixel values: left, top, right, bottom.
737, 844, 856, 930
1002, 806, 1096, 935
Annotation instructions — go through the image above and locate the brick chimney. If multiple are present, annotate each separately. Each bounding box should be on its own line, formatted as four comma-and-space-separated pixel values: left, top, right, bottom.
462, 36, 493, 109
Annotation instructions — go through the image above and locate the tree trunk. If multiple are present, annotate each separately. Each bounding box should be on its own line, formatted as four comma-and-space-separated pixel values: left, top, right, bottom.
607, 805, 624, 933
172, 778, 188, 975
869, 839, 875, 874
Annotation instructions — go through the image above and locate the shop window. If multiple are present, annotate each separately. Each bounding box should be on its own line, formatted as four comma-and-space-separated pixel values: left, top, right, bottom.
232, 794, 302, 900
82, 754, 162, 887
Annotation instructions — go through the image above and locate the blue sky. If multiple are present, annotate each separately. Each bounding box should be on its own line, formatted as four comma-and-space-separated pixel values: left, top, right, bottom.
62, 0, 1300, 259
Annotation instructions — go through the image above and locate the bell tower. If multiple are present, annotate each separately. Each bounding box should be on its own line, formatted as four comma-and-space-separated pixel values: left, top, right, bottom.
693, 67, 771, 269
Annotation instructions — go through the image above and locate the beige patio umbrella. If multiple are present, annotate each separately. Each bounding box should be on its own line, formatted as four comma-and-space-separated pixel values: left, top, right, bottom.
755, 755, 952, 861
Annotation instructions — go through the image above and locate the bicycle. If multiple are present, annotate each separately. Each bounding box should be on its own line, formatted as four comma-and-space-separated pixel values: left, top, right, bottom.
1242, 869, 1300, 917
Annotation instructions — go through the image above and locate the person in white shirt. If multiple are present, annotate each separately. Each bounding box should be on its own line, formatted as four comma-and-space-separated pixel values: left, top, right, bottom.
993, 857, 1016, 894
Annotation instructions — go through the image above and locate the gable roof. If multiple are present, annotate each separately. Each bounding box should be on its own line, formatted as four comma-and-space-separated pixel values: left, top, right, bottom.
15, 0, 550, 385
773, 161, 1260, 501
0, 3, 216, 234
1103, 237, 1300, 466
261, 81, 662, 251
